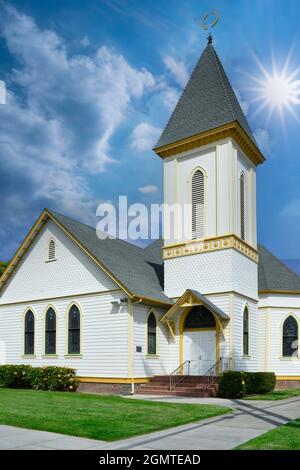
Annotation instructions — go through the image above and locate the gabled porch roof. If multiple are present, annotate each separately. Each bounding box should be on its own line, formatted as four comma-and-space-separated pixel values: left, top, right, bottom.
160, 289, 229, 339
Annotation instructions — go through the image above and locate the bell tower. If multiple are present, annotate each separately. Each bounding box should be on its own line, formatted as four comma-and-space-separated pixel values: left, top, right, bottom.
154, 38, 265, 302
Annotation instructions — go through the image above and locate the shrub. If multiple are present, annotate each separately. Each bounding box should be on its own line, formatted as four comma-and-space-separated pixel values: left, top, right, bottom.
29, 366, 79, 392
244, 372, 276, 395
0, 364, 32, 388
218, 371, 245, 398
0, 365, 79, 392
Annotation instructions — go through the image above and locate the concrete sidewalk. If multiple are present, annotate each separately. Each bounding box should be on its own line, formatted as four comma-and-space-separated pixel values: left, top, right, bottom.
0, 396, 299, 450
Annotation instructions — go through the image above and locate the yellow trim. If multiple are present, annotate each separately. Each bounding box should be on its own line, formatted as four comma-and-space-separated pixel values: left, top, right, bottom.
21, 355, 36, 359
145, 354, 160, 359
0, 210, 49, 292
65, 301, 83, 356
165, 320, 176, 340
42, 355, 58, 359
163, 234, 258, 263
154, 121, 265, 166
22, 307, 37, 357
259, 290, 300, 295
79, 377, 152, 384
0, 288, 122, 307
276, 376, 300, 381
42, 304, 59, 356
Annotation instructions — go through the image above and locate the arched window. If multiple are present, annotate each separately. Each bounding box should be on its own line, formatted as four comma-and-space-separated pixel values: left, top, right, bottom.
192, 169, 205, 239
282, 316, 298, 357
48, 239, 56, 261
45, 307, 56, 355
240, 173, 246, 240
243, 307, 249, 356
68, 305, 81, 354
147, 312, 157, 355
24, 310, 35, 355
184, 306, 216, 330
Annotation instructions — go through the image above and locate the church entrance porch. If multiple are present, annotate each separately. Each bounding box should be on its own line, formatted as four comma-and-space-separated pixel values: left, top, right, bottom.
181, 305, 218, 376
183, 330, 217, 375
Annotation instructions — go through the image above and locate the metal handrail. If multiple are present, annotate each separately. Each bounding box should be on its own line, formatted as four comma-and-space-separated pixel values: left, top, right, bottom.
203, 357, 232, 389
169, 360, 191, 391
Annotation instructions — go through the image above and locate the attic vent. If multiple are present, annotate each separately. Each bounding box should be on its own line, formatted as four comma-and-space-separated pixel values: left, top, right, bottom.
240, 173, 246, 241
48, 240, 56, 261
192, 169, 205, 239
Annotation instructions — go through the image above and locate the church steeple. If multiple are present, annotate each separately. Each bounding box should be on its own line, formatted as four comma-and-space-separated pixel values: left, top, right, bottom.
154, 42, 264, 166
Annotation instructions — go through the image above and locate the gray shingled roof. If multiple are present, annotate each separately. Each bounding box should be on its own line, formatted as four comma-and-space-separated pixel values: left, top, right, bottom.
258, 244, 300, 292
155, 42, 257, 149
50, 211, 170, 304
188, 290, 229, 321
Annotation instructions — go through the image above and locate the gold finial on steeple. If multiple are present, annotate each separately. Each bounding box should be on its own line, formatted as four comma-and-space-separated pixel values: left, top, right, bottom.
200, 11, 220, 44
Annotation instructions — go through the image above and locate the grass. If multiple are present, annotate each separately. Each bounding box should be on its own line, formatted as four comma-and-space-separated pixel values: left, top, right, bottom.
0, 388, 230, 441
243, 388, 300, 401
237, 417, 300, 450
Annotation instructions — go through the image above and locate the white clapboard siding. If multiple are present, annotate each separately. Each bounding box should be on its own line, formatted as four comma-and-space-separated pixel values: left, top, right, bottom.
233, 295, 259, 371
0, 219, 117, 304
133, 304, 170, 376
0, 291, 129, 378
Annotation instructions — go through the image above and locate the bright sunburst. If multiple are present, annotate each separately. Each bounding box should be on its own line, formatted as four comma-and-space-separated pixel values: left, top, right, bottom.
244, 50, 300, 125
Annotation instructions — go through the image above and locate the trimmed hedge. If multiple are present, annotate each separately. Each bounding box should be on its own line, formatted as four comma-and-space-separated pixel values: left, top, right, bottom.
218, 371, 276, 398
0, 365, 79, 392
218, 371, 244, 398
244, 372, 276, 395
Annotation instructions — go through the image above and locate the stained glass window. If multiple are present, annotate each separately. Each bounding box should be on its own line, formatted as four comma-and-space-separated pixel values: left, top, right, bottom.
68, 305, 80, 354
283, 316, 298, 357
45, 307, 56, 355
25, 310, 35, 355
147, 313, 157, 355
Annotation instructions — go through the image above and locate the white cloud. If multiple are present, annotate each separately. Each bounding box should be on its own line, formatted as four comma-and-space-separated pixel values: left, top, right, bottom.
130, 122, 162, 152
254, 128, 273, 155
138, 185, 158, 194
0, 4, 157, 227
163, 55, 188, 87
80, 35, 90, 47
161, 86, 179, 112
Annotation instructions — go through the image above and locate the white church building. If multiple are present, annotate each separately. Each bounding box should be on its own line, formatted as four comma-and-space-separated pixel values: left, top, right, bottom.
0, 38, 300, 395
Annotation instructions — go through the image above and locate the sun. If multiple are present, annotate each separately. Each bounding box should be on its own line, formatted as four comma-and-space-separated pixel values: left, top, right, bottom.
244, 49, 300, 125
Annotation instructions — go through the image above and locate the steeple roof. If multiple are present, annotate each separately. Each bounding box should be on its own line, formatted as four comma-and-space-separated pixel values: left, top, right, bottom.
155, 42, 257, 150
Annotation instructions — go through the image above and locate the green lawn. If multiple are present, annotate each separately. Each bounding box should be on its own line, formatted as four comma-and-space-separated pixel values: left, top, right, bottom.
243, 388, 300, 401
237, 417, 300, 450
0, 388, 230, 441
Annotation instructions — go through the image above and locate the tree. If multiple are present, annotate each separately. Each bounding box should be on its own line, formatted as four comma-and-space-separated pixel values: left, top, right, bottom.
0, 262, 8, 276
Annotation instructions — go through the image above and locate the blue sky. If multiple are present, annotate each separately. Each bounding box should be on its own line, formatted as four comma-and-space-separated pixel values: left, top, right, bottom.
1, 0, 300, 261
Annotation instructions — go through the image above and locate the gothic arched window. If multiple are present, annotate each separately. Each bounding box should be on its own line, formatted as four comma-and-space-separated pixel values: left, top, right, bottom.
147, 312, 157, 355
68, 305, 81, 355
24, 310, 35, 355
282, 316, 298, 357
45, 307, 56, 355
243, 307, 249, 356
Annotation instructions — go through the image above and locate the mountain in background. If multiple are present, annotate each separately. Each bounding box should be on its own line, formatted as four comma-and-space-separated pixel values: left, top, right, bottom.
283, 259, 300, 276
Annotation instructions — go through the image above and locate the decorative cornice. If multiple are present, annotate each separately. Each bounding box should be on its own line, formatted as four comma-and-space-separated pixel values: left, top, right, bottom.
154, 121, 265, 166
163, 234, 259, 263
